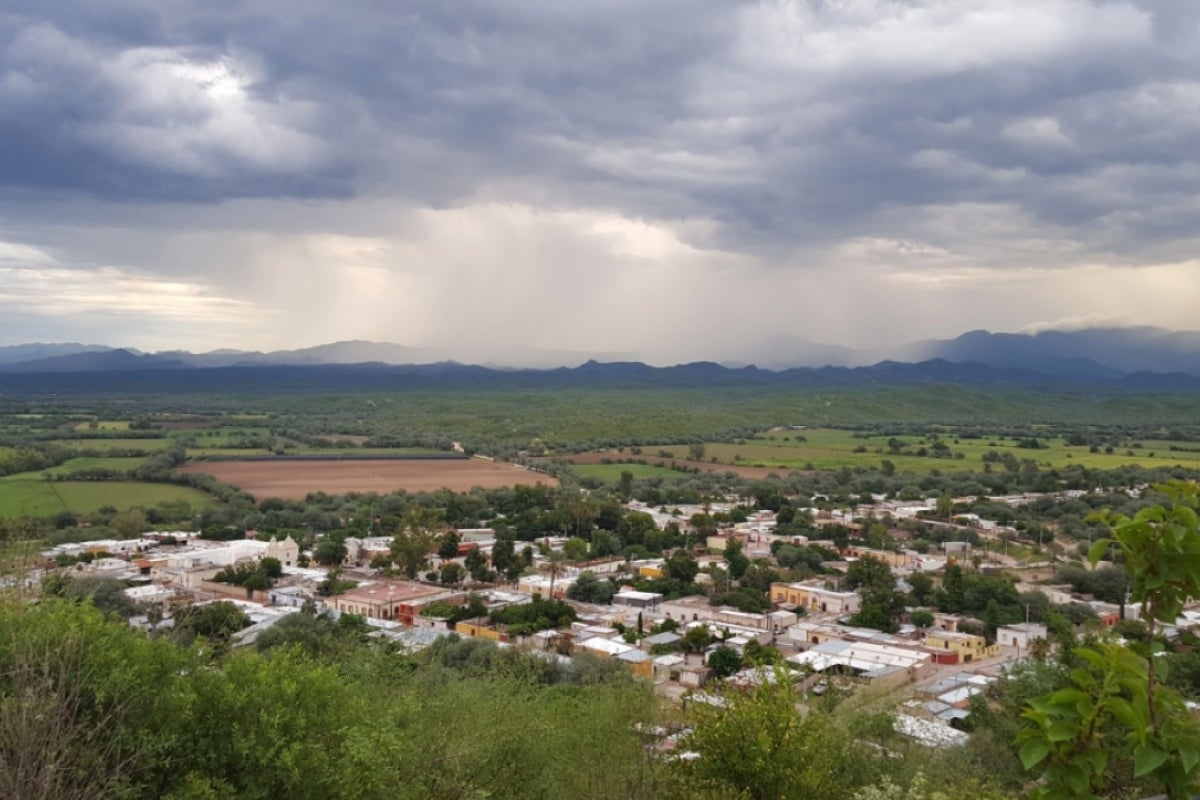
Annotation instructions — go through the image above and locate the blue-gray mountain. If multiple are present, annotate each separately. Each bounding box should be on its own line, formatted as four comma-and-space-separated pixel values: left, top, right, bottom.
3, 327, 1200, 384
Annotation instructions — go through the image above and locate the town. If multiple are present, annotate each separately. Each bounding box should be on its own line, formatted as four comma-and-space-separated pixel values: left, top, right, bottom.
29, 480, 1187, 753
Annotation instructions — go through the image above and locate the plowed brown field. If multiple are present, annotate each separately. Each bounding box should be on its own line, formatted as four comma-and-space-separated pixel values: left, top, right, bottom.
180, 458, 557, 500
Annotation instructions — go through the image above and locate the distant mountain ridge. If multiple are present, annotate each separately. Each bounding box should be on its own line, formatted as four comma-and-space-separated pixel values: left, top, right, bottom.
4, 327, 1200, 385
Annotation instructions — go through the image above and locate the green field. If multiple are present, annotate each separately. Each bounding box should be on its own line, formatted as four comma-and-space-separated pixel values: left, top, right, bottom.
0, 456, 150, 480
572, 463, 689, 482
647, 428, 1200, 475
49, 437, 176, 452
72, 420, 131, 432
0, 480, 212, 517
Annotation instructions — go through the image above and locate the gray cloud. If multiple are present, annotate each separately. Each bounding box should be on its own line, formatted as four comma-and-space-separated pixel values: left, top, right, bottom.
2, 1, 1200, 361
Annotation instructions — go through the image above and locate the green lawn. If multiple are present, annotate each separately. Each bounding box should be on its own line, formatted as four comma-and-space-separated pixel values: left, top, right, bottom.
0, 480, 212, 518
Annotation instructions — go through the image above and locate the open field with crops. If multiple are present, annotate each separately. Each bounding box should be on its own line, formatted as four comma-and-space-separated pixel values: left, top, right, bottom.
179, 458, 558, 500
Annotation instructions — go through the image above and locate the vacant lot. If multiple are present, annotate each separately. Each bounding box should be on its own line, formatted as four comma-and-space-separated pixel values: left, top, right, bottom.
180, 458, 558, 500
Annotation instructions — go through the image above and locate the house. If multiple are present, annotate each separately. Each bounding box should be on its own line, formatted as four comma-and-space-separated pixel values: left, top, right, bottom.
329, 580, 461, 624
787, 638, 931, 677
996, 623, 1047, 651
922, 630, 999, 663
641, 631, 682, 651
613, 590, 663, 610
842, 547, 913, 569
769, 581, 862, 615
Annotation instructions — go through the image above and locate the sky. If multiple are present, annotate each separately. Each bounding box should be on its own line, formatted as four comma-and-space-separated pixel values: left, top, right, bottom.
2, 0, 1200, 366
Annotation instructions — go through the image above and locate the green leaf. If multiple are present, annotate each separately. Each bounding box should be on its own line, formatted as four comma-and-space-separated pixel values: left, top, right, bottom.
1106, 697, 1141, 730
1047, 720, 1078, 742
1134, 743, 1169, 777
1051, 688, 1090, 706
1067, 669, 1097, 691
1064, 762, 1089, 793
1020, 738, 1051, 770
1088, 538, 1115, 565
1180, 744, 1200, 774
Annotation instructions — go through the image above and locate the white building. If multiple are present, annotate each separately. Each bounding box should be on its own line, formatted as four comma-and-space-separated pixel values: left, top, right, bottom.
997, 622, 1048, 651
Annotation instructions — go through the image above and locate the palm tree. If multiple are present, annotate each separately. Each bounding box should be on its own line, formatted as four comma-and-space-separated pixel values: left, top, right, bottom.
545, 550, 568, 599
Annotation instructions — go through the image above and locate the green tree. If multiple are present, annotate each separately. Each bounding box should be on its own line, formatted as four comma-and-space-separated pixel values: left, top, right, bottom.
437, 531, 461, 560
681, 624, 711, 654
312, 539, 346, 566
173, 601, 250, 644
58, 576, 138, 619
390, 530, 435, 579
846, 555, 905, 629
940, 563, 966, 613
566, 571, 616, 604
908, 572, 935, 605
675, 672, 867, 799
664, 550, 699, 584
563, 536, 590, 563
440, 562, 464, 585
910, 609, 934, 629
491, 535, 518, 579
723, 537, 750, 581
464, 546, 489, 582
617, 469, 635, 500
707, 644, 743, 678
388, 505, 442, 578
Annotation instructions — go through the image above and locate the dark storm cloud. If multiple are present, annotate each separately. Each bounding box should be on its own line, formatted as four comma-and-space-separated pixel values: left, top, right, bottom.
3, 1, 1200, 361
5, 0, 1199, 261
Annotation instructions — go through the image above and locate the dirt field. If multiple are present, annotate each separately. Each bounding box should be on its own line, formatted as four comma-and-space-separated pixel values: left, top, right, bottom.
180, 458, 558, 500
561, 452, 805, 480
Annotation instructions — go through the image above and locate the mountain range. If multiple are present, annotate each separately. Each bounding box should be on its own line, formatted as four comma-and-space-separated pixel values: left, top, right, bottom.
3, 327, 1200, 389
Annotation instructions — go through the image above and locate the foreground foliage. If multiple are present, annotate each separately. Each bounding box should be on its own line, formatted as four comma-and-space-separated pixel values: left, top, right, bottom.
1018, 481, 1200, 799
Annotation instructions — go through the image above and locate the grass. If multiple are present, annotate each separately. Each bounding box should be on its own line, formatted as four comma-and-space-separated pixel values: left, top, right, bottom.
0, 456, 149, 481
72, 420, 131, 432
572, 463, 690, 482
49, 438, 176, 452
0, 480, 212, 517
644, 428, 1200, 475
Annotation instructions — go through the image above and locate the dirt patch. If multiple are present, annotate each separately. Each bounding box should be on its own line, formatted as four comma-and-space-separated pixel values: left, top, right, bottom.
180, 458, 558, 501
555, 452, 806, 480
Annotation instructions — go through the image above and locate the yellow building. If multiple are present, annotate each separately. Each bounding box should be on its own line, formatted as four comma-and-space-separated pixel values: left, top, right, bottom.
455, 621, 508, 642
922, 630, 1000, 663
769, 581, 861, 615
